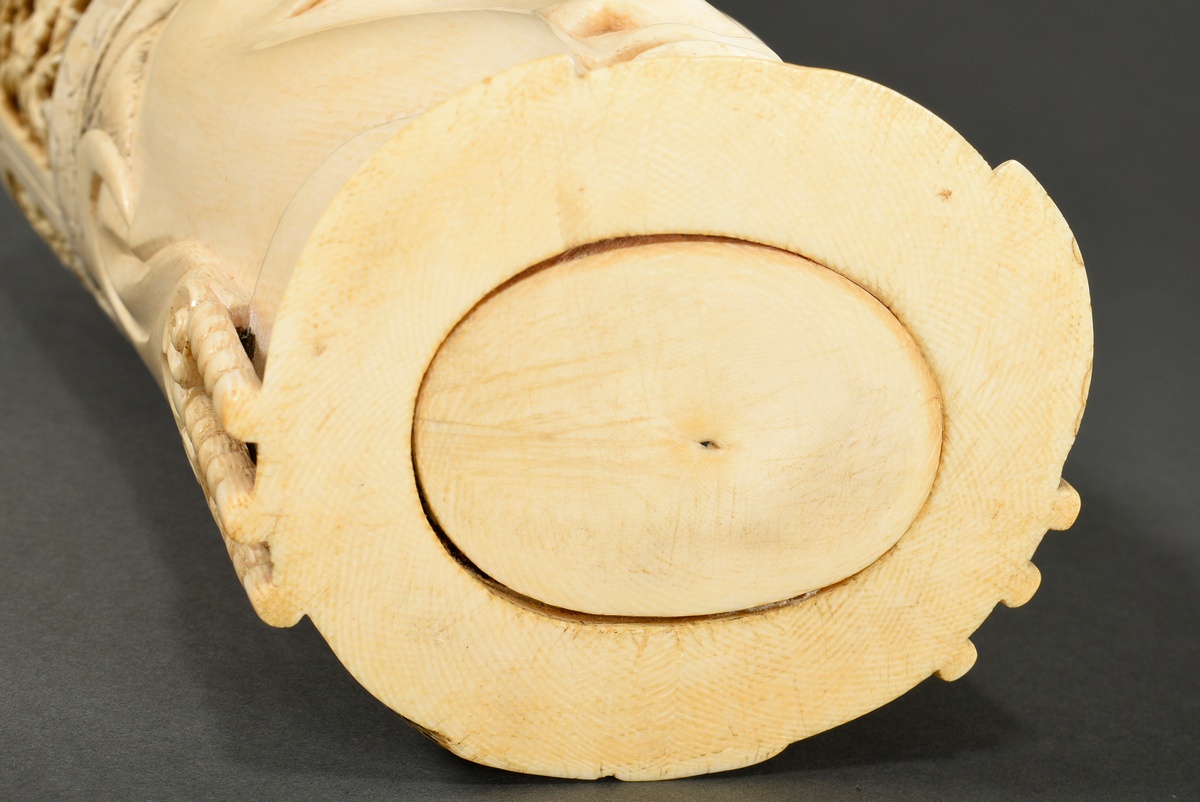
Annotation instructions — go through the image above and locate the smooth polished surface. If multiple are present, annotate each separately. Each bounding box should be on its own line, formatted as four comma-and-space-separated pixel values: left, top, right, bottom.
416, 240, 941, 617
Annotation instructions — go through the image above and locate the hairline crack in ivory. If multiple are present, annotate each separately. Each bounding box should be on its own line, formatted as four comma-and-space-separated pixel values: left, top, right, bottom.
0, 0, 1093, 781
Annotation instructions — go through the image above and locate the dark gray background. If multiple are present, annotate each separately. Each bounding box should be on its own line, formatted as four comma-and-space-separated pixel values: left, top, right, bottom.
1, 1, 1196, 799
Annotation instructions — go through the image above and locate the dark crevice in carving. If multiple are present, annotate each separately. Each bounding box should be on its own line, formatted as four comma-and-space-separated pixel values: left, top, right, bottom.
237, 325, 256, 363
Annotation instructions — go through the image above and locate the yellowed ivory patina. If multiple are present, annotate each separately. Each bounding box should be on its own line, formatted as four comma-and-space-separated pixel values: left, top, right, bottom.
0, 0, 1092, 780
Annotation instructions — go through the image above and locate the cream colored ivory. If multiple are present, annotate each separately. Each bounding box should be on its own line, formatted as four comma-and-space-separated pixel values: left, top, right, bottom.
416, 239, 944, 618
0, 0, 1093, 781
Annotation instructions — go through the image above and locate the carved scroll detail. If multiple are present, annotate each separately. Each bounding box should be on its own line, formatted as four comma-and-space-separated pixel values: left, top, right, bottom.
163, 263, 299, 628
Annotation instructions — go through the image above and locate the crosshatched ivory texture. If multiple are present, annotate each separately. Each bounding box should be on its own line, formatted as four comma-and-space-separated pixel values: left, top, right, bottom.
0, 0, 1092, 781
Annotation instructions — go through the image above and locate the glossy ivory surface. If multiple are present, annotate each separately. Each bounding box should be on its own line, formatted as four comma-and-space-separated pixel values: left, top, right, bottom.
0, 0, 1092, 780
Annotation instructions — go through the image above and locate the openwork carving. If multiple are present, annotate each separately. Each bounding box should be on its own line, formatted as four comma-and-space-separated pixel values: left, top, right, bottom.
0, 0, 90, 159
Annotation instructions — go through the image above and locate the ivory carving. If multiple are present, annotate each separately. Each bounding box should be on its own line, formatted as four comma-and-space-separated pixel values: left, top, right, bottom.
0, 0, 1093, 780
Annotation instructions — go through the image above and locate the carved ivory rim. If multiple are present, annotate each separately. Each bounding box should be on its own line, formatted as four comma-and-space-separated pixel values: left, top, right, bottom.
228, 55, 1091, 779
